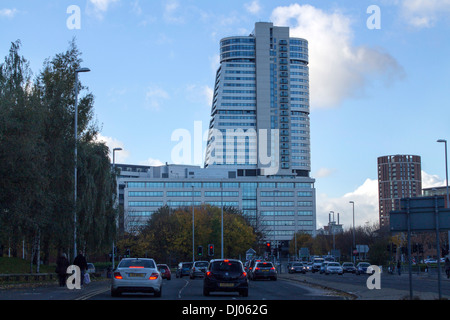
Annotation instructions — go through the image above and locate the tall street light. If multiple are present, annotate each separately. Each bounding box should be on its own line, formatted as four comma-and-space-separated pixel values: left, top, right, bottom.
437, 139, 449, 208
349, 201, 356, 263
73, 67, 90, 259
112, 147, 122, 269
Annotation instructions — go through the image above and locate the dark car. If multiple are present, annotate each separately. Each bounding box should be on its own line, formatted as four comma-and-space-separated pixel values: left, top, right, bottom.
288, 262, 306, 274
247, 259, 263, 279
250, 261, 277, 281
203, 259, 248, 297
176, 262, 193, 278
341, 262, 356, 274
157, 264, 172, 280
355, 262, 371, 275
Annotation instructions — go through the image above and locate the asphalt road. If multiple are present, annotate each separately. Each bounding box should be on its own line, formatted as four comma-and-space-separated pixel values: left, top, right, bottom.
0, 275, 344, 301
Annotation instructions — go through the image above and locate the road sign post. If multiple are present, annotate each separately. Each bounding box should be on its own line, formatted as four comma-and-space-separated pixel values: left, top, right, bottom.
390, 196, 450, 300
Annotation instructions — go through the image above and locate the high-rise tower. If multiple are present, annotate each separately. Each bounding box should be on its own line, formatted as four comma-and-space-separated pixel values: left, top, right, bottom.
378, 155, 422, 227
205, 22, 311, 178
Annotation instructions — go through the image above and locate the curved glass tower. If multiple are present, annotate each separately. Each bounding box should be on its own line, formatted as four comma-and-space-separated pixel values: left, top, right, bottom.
205, 22, 311, 178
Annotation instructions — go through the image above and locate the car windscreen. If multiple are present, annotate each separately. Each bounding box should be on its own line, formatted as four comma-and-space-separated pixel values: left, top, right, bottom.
119, 259, 155, 269
182, 263, 193, 268
328, 263, 340, 267
211, 261, 242, 273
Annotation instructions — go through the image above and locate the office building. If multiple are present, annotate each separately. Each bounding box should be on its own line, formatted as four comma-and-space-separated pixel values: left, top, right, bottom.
118, 22, 316, 244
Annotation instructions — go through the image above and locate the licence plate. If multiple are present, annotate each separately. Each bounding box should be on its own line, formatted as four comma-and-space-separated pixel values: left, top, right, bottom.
262, 269, 269, 272
128, 273, 145, 278
219, 283, 235, 288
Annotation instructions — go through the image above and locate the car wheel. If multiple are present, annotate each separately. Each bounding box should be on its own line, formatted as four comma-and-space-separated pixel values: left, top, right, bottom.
239, 289, 248, 297
111, 288, 121, 297
154, 286, 162, 298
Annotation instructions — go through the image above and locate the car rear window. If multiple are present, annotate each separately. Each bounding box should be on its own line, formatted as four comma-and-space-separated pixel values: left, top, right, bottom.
182, 263, 193, 268
211, 261, 242, 272
257, 262, 274, 268
119, 259, 155, 269
195, 262, 208, 267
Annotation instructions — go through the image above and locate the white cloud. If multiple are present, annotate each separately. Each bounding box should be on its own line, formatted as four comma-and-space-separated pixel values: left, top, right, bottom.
140, 158, 164, 167
271, 4, 404, 109
145, 85, 170, 110
316, 178, 379, 229
245, 0, 261, 15
314, 167, 336, 178
422, 170, 446, 188
185, 84, 213, 107
400, 0, 450, 28
0, 8, 18, 18
316, 170, 446, 229
164, 0, 184, 24
89, 0, 119, 12
95, 134, 130, 163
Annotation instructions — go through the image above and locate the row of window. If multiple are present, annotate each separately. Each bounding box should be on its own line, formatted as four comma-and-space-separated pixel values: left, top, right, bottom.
128, 201, 313, 208
127, 210, 313, 218
127, 181, 313, 189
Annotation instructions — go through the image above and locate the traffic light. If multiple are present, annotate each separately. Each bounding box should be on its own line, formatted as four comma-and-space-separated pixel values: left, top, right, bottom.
265, 242, 271, 252
208, 244, 214, 256
198, 246, 203, 256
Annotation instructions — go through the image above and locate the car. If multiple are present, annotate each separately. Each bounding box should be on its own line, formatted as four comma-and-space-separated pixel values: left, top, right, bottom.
251, 261, 277, 281
111, 258, 162, 297
319, 262, 330, 274
355, 262, 371, 275
86, 263, 96, 274
190, 261, 209, 279
288, 262, 306, 274
325, 262, 343, 275
176, 262, 193, 278
424, 259, 437, 264
311, 258, 324, 273
203, 259, 248, 297
157, 264, 172, 280
342, 262, 356, 273
305, 262, 313, 272
247, 259, 263, 278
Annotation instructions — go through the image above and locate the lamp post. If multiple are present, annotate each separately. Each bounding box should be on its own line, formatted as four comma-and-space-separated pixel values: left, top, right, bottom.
112, 147, 122, 269
437, 139, 449, 208
73, 67, 90, 259
437, 139, 449, 258
349, 201, 355, 263
221, 181, 224, 259
192, 185, 195, 263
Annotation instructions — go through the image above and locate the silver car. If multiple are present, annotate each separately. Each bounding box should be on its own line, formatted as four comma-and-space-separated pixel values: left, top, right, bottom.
111, 258, 162, 297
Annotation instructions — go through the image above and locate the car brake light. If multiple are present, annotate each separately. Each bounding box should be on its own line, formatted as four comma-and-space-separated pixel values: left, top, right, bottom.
255, 267, 260, 271
224, 259, 229, 262
270, 267, 275, 270
114, 272, 123, 280
149, 272, 159, 280
206, 271, 212, 277
129, 266, 144, 268
240, 272, 247, 278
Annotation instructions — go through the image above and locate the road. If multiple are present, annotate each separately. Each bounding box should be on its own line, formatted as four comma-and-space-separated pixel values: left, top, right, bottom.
0, 275, 344, 301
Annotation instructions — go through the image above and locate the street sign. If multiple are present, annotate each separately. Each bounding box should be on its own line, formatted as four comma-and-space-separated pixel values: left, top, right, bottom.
390, 196, 450, 232
300, 247, 309, 258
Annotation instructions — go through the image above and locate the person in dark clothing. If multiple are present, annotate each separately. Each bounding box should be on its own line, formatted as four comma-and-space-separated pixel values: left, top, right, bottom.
73, 251, 88, 285
397, 260, 401, 276
445, 257, 450, 279
56, 253, 70, 287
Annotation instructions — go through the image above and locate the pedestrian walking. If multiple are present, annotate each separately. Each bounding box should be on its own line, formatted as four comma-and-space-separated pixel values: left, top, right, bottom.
56, 253, 70, 287
397, 260, 401, 276
73, 250, 88, 286
445, 257, 450, 279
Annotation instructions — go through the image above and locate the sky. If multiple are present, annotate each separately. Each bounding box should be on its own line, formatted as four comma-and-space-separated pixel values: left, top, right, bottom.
1, 0, 449, 230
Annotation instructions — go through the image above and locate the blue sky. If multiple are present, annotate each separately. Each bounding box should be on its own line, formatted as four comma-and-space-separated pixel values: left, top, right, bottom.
1, 0, 449, 228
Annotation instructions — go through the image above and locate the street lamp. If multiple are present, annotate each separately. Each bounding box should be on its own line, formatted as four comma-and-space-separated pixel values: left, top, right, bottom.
112, 147, 122, 269
73, 67, 90, 259
349, 201, 356, 263
437, 139, 449, 208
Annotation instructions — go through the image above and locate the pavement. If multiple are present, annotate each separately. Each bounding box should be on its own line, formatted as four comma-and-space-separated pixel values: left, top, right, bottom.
278, 271, 450, 300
